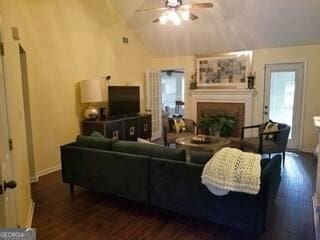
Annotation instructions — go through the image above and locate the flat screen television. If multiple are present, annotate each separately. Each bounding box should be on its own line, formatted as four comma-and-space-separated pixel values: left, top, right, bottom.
108, 86, 140, 117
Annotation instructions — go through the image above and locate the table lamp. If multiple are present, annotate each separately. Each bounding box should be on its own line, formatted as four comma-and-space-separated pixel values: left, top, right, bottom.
80, 79, 103, 120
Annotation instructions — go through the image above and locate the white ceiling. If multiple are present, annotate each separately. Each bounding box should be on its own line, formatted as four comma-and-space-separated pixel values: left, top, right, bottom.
110, 0, 320, 57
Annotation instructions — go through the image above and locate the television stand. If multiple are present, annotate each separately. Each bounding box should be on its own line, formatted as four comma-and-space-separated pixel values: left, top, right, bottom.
82, 113, 152, 141
108, 113, 139, 120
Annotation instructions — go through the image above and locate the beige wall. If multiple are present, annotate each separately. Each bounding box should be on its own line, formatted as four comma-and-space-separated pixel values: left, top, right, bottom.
152, 44, 320, 151
253, 45, 320, 152
18, 0, 151, 174
0, 0, 32, 227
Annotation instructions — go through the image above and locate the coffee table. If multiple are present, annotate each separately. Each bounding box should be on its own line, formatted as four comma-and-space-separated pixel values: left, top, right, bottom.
176, 135, 231, 159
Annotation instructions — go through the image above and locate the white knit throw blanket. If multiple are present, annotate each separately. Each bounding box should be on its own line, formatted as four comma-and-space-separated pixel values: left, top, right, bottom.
201, 147, 261, 195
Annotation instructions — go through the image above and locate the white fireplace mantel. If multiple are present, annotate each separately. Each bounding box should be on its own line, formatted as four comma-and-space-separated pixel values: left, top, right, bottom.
190, 88, 255, 96
190, 88, 255, 136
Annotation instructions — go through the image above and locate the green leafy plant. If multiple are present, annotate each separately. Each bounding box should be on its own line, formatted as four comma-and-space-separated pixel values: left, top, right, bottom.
188, 72, 197, 90
199, 114, 237, 137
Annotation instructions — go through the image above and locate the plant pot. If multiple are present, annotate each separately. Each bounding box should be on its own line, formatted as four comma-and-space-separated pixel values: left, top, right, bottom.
209, 128, 220, 137
213, 131, 221, 137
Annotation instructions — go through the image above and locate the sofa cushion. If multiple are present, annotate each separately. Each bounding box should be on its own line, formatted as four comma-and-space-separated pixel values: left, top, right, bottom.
190, 150, 270, 170
261, 158, 271, 170
190, 151, 214, 165
75, 135, 113, 150
241, 137, 279, 153
112, 140, 186, 162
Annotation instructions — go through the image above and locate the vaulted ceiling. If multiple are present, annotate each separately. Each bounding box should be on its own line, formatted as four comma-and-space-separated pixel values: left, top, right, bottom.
110, 0, 320, 57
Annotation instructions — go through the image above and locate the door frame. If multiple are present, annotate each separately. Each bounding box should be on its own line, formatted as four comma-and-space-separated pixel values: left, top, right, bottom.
0, 23, 18, 226
263, 60, 308, 151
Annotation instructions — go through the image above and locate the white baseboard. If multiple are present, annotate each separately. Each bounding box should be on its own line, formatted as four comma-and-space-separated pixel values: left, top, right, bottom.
30, 164, 61, 183
27, 200, 35, 228
300, 148, 315, 154
36, 164, 61, 178
30, 176, 38, 183
314, 195, 320, 240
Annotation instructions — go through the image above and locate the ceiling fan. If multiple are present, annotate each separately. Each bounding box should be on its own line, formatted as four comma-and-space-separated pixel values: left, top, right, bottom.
136, 0, 214, 25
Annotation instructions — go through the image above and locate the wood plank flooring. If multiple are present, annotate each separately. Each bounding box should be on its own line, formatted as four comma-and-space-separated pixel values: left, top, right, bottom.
31, 152, 316, 240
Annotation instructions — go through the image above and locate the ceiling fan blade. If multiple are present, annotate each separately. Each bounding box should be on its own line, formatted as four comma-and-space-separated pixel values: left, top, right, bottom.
189, 13, 199, 21
153, 18, 160, 23
136, 7, 168, 13
181, 3, 214, 10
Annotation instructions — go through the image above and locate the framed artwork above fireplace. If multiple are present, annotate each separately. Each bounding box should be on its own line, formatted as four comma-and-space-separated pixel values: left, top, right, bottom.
196, 51, 253, 88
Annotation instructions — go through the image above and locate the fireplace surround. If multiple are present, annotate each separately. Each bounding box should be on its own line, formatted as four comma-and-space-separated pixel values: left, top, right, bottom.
190, 89, 255, 137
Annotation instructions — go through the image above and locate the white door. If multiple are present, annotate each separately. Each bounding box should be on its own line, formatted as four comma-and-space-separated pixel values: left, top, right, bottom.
146, 70, 162, 141
0, 43, 18, 226
264, 63, 304, 149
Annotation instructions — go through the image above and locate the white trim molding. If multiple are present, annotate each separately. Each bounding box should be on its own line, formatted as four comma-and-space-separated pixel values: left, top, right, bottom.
27, 200, 35, 228
313, 116, 320, 240
190, 88, 255, 137
300, 148, 316, 154
30, 176, 38, 183
37, 164, 61, 178
30, 164, 61, 183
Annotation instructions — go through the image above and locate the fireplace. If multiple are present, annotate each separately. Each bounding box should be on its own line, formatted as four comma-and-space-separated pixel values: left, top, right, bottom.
197, 102, 245, 137
191, 88, 255, 138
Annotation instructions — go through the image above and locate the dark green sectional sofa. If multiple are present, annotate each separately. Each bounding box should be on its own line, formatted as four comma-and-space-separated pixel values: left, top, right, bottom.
60, 135, 282, 235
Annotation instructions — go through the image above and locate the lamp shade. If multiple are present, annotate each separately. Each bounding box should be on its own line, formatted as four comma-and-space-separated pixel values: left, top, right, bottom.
80, 79, 103, 103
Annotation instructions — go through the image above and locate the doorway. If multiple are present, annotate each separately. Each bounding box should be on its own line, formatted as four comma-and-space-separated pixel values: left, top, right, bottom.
19, 45, 36, 180
264, 63, 305, 149
161, 69, 185, 116
146, 70, 162, 140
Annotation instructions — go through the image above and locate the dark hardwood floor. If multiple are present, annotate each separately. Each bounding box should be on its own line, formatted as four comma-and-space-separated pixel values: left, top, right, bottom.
31, 152, 316, 240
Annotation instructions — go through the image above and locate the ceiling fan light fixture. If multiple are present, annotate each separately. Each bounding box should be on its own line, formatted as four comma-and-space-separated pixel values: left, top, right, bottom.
172, 16, 182, 25
167, 0, 181, 7
167, 10, 181, 25
137, 1, 213, 25
180, 10, 190, 21
159, 15, 168, 24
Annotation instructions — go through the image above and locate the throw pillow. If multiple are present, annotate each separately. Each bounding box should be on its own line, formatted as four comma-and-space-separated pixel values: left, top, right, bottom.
173, 119, 186, 133
137, 138, 157, 145
113, 140, 186, 162
264, 120, 279, 140
91, 131, 104, 138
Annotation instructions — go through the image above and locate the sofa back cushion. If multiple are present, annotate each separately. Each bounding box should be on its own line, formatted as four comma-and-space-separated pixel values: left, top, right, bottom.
190, 151, 214, 165
75, 135, 113, 150
190, 150, 271, 170
113, 140, 186, 162
61, 145, 150, 204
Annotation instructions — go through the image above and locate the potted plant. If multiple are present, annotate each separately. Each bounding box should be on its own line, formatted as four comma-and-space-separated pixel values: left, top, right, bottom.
199, 114, 237, 137
188, 72, 197, 90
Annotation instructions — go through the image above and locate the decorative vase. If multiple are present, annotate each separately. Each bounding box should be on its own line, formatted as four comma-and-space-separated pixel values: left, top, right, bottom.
209, 128, 220, 137
84, 104, 99, 120
213, 131, 221, 137
247, 76, 255, 89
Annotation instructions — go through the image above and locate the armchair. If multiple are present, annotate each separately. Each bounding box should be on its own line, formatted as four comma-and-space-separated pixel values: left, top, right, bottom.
162, 112, 197, 146
240, 123, 291, 167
